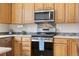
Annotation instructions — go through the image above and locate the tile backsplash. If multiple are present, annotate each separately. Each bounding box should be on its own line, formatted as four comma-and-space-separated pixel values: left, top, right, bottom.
0, 23, 79, 33
56, 23, 79, 33
0, 24, 10, 32
10, 24, 37, 33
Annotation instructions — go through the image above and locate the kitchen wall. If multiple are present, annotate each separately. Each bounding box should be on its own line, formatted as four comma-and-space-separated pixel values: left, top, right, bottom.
56, 23, 79, 33
10, 24, 37, 33
10, 23, 79, 33
0, 24, 10, 32
0, 23, 78, 33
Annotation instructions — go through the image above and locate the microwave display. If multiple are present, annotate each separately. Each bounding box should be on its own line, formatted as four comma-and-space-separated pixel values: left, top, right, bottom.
34, 11, 54, 20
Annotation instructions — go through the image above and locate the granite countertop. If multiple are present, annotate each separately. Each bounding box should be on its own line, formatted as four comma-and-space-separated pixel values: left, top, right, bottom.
0, 35, 31, 38
54, 33, 79, 39
0, 47, 12, 54
0, 32, 79, 39
54, 35, 79, 39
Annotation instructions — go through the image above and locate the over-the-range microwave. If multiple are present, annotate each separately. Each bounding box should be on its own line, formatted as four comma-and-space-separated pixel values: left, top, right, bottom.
34, 10, 55, 23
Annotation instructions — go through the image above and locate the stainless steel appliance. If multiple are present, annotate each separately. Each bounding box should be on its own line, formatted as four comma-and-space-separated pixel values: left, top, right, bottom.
31, 23, 56, 56
34, 10, 54, 23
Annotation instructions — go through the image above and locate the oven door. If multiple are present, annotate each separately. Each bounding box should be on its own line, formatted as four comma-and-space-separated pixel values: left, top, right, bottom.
31, 41, 53, 56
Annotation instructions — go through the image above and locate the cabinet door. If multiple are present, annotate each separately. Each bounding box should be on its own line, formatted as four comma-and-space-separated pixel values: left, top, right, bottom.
44, 3, 54, 10
13, 37, 22, 56
67, 39, 78, 56
0, 3, 11, 24
65, 3, 76, 23
12, 3, 23, 24
76, 3, 79, 23
34, 3, 44, 10
21, 37, 31, 56
23, 3, 34, 24
55, 3, 65, 23
54, 43, 67, 56
14, 41, 21, 56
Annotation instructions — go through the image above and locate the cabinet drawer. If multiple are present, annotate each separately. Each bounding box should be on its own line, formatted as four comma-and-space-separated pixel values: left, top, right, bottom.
14, 37, 22, 42
22, 42, 31, 47
22, 37, 31, 42
54, 39, 67, 44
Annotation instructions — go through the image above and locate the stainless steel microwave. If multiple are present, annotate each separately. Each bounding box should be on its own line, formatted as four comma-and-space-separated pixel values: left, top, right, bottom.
34, 10, 54, 23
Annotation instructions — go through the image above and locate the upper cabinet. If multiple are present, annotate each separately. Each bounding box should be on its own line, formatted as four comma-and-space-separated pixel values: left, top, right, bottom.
34, 3, 44, 10
23, 3, 34, 24
55, 3, 65, 23
12, 4, 23, 24
43, 3, 54, 10
12, 3, 34, 24
0, 3, 11, 24
75, 3, 79, 23
65, 3, 76, 23
11, 3, 78, 24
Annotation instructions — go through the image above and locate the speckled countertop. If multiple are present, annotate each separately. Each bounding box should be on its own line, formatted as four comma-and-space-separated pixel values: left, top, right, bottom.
54, 33, 79, 39
0, 35, 31, 38
0, 32, 79, 39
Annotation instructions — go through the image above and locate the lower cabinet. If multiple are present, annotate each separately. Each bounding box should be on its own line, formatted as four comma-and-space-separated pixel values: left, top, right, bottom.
21, 37, 31, 56
54, 43, 67, 56
13, 37, 77, 56
13, 37, 21, 56
13, 37, 31, 56
54, 38, 78, 56
54, 39, 67, 56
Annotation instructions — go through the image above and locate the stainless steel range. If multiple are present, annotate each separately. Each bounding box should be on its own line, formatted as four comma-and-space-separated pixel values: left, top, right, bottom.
31, 10, 56, 56
31, 23, 56, 56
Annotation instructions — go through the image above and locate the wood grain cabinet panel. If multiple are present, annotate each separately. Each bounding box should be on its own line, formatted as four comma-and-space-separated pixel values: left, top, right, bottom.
75, 3, 79, 23
43, 3, 54, 10
13, 41, 22, 56
54, 38, 78, 56
54, 38, 67, 56
54, 43, 67, 56
13, 37, 31, 56
67, 39, 78, 56
55, 3, 65, 23
12, 3, 23, 24
23, 3, 34, 24
0, 3, 11, 24
13, 37, 22, 56
34, 3, 44, 10
21, 37, 31, 56
65, 3, 76, 23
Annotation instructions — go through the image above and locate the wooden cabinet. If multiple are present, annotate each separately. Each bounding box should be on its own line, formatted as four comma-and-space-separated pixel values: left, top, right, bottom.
23, 3, 34, 24
21, 37, 31, 56
0, 3, 11, 24
34, 3, 44, 10
13, 37, 31, 56
55, 3, 65, 23
67, 39, 78, 56
54, 39, 67, 56
65, 3, 76, 23
43, 3, 54, 10
13, 37, 22, 56
12, 3, 23, 24
54, 43, 67, 56
76, 3, 79, 23
54, 38, 78, 56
